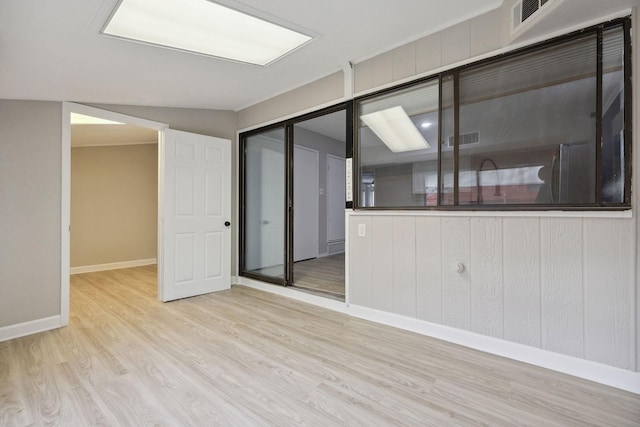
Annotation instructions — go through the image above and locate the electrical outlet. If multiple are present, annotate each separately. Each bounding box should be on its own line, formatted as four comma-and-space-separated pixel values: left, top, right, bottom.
358, 223, 366, 237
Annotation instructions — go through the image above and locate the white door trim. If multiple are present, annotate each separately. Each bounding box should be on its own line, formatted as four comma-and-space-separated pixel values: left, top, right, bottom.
61, 102, 168, 326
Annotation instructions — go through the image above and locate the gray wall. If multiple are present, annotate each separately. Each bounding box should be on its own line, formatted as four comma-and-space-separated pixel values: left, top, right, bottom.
0, 100, 62, 327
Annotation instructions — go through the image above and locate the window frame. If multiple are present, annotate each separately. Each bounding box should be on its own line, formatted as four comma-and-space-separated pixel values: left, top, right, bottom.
353, 17, 632, 211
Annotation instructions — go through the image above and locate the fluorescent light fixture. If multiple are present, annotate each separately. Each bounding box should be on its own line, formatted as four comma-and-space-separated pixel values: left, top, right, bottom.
361, 106, 430, 153
102, 0, 313, 66
70, 113, 125, 125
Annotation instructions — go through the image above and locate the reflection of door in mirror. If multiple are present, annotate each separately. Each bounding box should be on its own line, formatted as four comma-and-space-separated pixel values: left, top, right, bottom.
261, 147, 284, 269
361, 170, 375, 207
293, 145, 319, 262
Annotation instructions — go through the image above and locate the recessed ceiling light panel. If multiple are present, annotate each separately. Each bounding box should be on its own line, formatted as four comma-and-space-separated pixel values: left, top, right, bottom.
101, 0, 313, 66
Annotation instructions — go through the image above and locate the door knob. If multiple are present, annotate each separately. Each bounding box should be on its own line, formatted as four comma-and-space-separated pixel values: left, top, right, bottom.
224, 221, 231, 227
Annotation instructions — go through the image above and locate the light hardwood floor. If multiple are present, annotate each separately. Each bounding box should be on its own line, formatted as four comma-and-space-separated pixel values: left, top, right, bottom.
294, 253, 345, 298
1, 266, 639, 426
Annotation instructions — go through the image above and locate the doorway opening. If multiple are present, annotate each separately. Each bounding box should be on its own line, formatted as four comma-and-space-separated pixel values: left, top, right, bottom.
62, 103, 233, 324
61, 103, 167, 325
292, 111, 346, 299
70, 114, 159, 275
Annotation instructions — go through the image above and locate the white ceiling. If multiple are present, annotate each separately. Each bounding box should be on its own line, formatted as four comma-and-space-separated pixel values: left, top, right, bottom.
0, 0, 503, 111
2, 0, 638, 115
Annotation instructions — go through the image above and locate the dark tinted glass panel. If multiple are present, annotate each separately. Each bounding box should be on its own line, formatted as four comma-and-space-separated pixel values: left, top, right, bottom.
358, 79, 439, 207
457, 35, 597, 205
243, 128, 285, 281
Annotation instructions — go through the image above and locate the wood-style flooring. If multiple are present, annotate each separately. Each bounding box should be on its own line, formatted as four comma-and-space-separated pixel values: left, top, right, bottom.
294, 253, 345, 298
1, 265, 639, 426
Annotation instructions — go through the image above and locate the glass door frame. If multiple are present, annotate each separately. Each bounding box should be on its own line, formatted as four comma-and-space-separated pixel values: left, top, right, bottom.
239, 123, 288, 286
239, 101, 353, 287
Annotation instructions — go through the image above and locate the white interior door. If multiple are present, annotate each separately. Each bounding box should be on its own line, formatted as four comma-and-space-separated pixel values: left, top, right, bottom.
159, 129, 231, 302
294, 145, 319, 262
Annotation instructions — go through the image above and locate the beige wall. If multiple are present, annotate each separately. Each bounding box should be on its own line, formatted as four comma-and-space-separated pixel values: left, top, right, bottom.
71, 144, 158, 267
0, 100, 62, 327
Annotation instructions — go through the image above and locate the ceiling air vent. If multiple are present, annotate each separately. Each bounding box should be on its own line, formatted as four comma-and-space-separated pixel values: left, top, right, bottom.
447, 132, 479, 148
512, 0, 550, 31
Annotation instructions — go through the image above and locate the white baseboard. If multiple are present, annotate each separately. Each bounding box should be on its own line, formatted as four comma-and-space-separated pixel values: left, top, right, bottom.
0, 315, 62, 342
347, 304, 640, 395
70, 258, 156, 274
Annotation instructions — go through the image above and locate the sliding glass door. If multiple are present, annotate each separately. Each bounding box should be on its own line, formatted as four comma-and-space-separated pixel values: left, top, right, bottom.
240, 103, 352, 291
241, 126, 287, 284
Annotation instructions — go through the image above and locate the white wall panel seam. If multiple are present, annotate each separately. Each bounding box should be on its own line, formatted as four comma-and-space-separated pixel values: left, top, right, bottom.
415, 216, 420, 318
538, 217, 544, 350
582, 218, 587, 360
501, 218, 505, 340
440, 219, 444, 324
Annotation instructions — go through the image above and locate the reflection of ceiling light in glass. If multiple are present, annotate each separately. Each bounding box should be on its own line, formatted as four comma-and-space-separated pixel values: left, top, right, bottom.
421, 122, 432, 128
70, 113, 124, 125
361, 106, 430, 153
102, 0, 313, 66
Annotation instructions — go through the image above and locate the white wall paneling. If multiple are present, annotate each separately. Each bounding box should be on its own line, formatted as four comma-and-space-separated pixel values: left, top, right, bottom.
349, 213, 637, 374
441, 21, 471, 66
583, 219, 634, 369
540, 218, 584, 358
415, 32, 443, 76
371, 216, 394, 312
391, 43, 416, 82
391, 217, 417, 317
470, 217, 503, 338
441, 217, 471, 330
415, 217, 443, 323
349, 217, 373, 307
502, 218, 541, 347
